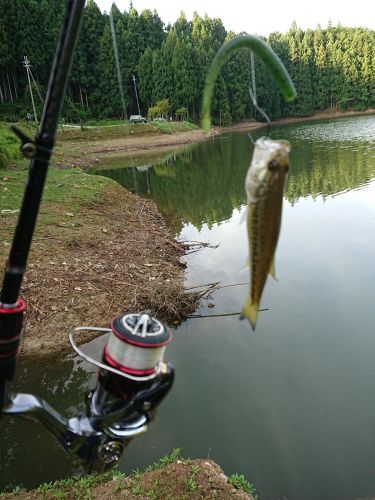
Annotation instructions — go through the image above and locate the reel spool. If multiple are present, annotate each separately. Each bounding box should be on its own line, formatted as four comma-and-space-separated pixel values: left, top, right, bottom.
104, 313, 173, 377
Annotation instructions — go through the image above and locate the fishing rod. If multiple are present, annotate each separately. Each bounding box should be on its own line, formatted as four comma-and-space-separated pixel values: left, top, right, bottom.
0, 0, 174, 472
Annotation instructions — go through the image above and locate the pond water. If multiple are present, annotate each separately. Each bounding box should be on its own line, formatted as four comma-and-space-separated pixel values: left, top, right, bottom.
2, 115, 375, 499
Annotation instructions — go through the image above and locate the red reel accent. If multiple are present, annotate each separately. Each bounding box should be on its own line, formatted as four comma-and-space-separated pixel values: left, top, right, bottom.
103, 346, 157, 376
0, 297, 26, 315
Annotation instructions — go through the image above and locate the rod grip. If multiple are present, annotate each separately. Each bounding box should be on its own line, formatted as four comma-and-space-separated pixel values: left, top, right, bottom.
0, 298, 25, 381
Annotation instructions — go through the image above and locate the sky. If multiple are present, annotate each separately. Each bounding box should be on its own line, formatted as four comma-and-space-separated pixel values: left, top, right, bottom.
95, 0, 375, 36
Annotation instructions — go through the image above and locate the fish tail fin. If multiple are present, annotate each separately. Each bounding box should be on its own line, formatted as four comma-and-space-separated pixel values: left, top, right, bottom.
240, 297, 259, 330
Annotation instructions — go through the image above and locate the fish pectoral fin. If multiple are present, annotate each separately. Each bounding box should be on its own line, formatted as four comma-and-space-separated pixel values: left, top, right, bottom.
243, 255, 250, 270
269, 255, 278, 281
239, 207, 248, 225
240, 297, 259, 330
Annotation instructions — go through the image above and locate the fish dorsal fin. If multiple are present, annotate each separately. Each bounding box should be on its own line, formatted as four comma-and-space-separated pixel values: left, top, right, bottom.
269, 255, 277, 281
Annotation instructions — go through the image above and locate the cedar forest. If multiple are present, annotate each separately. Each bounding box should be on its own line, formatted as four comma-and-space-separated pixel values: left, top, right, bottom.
1, 0, 375, 123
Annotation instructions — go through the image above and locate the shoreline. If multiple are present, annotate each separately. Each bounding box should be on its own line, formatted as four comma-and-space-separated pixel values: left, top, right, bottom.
218, 107, 375, 133
54, 108, 375, 170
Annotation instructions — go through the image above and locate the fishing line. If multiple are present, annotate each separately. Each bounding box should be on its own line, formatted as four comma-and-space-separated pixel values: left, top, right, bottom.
110, 8, 127, 119
249, 51, 272, 141
247, 132, 255, 145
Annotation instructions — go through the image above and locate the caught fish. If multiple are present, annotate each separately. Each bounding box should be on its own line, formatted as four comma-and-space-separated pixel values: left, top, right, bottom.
241, 137, 291, 329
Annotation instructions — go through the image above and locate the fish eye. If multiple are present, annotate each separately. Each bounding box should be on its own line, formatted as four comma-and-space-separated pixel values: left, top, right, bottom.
268, 160, 278, 171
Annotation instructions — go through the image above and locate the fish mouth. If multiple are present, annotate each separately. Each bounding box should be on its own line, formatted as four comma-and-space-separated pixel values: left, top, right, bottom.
256, 136, 291, 154
252, 137, 291, 169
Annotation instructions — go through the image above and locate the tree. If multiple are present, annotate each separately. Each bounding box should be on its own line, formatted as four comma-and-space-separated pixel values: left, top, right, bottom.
138, 47, 154, 109
156, 99, 170, 117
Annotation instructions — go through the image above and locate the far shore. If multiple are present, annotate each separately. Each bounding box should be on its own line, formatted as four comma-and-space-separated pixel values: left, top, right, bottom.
55, 108, 375, 170
219, 107, 375, 133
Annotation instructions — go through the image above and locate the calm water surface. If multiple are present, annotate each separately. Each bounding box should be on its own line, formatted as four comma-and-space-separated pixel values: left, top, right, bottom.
2, 115, 375, 500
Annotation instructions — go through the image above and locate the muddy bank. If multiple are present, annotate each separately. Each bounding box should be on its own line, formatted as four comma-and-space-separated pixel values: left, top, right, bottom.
1, 457, 255, 499
3, 180, 197, 357
54, 123, 205, 170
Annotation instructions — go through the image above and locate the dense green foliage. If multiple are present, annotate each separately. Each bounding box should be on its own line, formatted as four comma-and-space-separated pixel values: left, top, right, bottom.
1, 1, 375, 123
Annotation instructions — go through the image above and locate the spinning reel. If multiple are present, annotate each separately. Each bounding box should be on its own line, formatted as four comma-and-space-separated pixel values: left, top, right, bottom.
1, 312, 174, 472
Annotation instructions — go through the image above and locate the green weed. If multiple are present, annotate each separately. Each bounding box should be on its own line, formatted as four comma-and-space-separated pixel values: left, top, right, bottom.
0, 122, 38, 168
228, 473, 258, 498
144, 448, 182, 472
185, 477, 196, 492
33, 469, 125, 500
184, 463, 200, 494
0, 485, 24, 497
190, 465, 201, 475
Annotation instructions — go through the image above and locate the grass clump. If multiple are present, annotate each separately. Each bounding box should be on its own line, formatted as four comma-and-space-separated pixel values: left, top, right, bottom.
228, 472, 258, 498
34, 469, 125, 499
184, 464, 201, 493
144, 448, 182, 472
0, 123, 35, 168
151, 121, 198, 135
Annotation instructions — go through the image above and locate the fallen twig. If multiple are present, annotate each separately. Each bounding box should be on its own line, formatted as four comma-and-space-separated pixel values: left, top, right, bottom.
179, 239, 220, 251
188, 308, 269, 319
186, 281, 249, 291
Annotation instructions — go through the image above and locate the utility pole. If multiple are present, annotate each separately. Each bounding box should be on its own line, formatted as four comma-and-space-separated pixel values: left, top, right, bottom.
132, 74, 141, 115
23, 56, 38, 123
